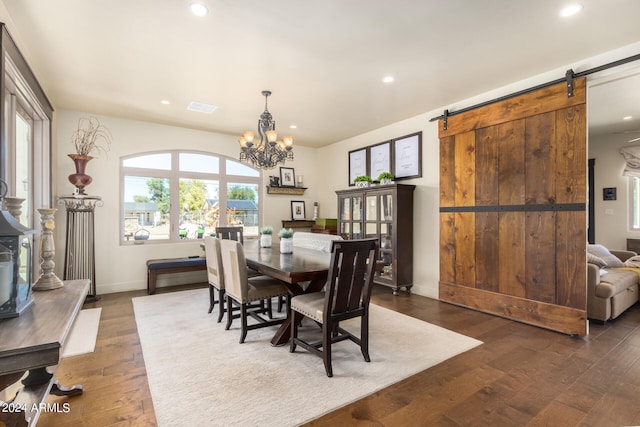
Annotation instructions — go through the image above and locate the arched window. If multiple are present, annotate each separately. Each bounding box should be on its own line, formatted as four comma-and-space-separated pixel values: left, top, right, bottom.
120, 150, 260, 243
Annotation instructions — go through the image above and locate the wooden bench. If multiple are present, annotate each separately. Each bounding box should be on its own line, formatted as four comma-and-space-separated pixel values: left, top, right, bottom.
146, 257, 207, 294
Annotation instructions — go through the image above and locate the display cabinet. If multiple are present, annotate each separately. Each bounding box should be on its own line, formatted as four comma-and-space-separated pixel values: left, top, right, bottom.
336, 183, 415, 295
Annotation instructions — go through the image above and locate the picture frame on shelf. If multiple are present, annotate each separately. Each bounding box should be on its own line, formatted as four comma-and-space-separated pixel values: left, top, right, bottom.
349, 148, 368, 186
393, 132, 422, 180
291, 200, 306, 220
369, 141, 391, 180
280, 167, 296, 187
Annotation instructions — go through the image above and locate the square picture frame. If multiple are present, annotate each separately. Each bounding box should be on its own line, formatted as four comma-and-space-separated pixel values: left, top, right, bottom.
280, 167, 296, 187
349, 148, 368, 186
291, 200, 306, 220
603, 187, 617, 201
393, 132, 422, 180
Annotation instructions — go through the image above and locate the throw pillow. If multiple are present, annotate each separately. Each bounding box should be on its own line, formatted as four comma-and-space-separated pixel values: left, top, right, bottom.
587, 244, 625, 268
587, 252, 607, 268
624, 255, 640, 268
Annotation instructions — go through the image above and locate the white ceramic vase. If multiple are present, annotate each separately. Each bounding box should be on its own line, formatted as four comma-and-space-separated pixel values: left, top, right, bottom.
280, 238, 293, 254
260, 234, 272, 248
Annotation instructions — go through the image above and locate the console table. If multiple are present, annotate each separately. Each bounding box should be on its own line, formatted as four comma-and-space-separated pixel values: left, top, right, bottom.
0, 279, 89, 426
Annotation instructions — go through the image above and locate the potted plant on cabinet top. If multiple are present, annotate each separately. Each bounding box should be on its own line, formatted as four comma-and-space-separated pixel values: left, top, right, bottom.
377, 172, 394, 185
68, 116, 113, 195
354, 175, 372, 188
260, 226, 273, 247
279, 228, 294, 253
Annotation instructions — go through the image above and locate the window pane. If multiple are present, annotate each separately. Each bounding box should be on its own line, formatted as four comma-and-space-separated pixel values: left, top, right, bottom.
180, 153, 219, 174
226, 159, 259, 177
123, 176, 170, 240
226, 183, 259, 236
15, 113, 31, 225
179, 178, 219, 240
123, 153, 171, 170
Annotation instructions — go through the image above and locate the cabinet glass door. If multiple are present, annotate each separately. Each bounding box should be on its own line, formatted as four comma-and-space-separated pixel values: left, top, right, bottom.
340, 197, 351, 221
380, 193, 393, 220
379, 223, 393, 280
352, 196, 362, 221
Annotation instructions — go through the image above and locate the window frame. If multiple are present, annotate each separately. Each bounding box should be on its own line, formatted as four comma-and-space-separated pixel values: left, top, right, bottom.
629, 176, 640, 231
120, 149, 262, 244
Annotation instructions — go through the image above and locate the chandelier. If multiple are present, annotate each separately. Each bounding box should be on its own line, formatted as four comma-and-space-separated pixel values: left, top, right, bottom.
237, 90, 294, 170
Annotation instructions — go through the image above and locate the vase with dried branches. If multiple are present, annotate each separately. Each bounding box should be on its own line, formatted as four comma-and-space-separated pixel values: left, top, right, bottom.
68, 117, 112, 194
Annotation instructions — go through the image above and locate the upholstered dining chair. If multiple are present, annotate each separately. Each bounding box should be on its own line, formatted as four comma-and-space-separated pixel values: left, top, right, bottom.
290, 238, 378, 377
219, 239, 290, 343
203, 236, 227, 322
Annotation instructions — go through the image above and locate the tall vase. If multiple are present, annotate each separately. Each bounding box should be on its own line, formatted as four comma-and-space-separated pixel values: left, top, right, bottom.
68, 154, 93, 195
32, 208, 64, 291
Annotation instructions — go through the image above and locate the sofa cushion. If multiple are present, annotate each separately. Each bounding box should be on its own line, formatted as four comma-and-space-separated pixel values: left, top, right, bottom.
596, 269, 638, 298
588, 244, 625, 268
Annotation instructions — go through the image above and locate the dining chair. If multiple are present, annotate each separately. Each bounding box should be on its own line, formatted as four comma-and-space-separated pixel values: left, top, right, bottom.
220, 239, 290, 343
290, 238, 378, 377
215, 226, 244, 244
203, 236, 227, 322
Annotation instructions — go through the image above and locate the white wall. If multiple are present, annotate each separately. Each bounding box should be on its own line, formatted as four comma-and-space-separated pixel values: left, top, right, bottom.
54, 111, 318, 293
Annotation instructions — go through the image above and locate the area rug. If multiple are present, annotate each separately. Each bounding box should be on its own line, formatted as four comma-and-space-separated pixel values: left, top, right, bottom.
61, 307, 102, 358
133, 288, 482, 427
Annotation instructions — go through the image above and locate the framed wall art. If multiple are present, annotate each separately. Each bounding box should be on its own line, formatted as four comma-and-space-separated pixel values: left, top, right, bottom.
393, 132, 422, 180
603, 187, 617, 201
349, 148, 368, 186
369, 141, 391, 181
291, 200, 306, 220
279, 167, 296, 187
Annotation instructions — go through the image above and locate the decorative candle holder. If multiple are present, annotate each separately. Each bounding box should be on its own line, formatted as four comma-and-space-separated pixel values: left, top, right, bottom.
32, 208, 64, 291
4, 196, 25, 221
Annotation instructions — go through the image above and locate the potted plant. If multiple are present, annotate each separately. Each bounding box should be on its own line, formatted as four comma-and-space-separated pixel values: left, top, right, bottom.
354, 175, 372, 188
260, 226, 273, 247
68, 116, 113, 194
278, 228, 294, 253
377, 172, 394, 185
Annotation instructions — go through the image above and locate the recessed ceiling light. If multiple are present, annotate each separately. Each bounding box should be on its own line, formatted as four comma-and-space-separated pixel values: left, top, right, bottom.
289, 124, 297, 129
187, 101, 217, 114
382, 76, 395, 84
160, 100, 170, 105
560, 4, 583, 17
623, 116, 633, 120
190, 3, 209, 17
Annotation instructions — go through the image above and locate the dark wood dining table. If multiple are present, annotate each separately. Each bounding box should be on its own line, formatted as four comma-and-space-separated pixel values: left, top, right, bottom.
242, 240, 331, 346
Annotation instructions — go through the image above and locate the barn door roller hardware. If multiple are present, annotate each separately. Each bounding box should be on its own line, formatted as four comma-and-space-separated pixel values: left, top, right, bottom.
565, 69, 575, 98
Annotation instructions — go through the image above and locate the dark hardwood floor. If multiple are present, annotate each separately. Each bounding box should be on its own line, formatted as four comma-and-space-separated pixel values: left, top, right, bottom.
38, 283, 640, 426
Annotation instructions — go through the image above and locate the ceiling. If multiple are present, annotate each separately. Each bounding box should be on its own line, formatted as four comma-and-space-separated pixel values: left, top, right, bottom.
1, 0, 640, 147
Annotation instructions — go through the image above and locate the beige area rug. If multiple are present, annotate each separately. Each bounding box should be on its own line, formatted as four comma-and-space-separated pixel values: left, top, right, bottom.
61, 307, 102, 358
133, 289, 482, 427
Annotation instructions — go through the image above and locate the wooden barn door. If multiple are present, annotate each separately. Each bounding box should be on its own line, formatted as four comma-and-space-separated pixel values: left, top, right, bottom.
439, 78, 587, 336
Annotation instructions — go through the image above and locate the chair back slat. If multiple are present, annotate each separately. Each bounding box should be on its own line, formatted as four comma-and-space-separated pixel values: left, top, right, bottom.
219, 239, 249, 301
216, 226, 244, 244
203, 236, 224, 289
324, 239, 378, 321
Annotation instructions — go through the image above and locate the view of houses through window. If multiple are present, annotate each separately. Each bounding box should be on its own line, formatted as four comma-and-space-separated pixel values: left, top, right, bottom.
121, 151, 260, 243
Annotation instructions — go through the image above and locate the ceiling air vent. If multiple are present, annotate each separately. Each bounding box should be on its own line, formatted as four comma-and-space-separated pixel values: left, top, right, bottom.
187, 101, 217, 114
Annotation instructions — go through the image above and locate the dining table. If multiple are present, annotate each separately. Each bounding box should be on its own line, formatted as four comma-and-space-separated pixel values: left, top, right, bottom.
242, 240, 331, 346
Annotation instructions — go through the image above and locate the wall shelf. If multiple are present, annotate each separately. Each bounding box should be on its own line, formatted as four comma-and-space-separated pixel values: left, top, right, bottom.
266, 186, 307, 195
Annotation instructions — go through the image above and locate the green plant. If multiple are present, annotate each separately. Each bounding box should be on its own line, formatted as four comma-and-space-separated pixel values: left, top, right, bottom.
260, 226, 273, 235
278, 228, 294, 239
71, 116, 113, 157
354, 175, 372, 183
377, 172, 394, 181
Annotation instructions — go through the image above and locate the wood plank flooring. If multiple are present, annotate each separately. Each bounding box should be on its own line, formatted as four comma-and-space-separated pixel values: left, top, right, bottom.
37, 283, 640, 426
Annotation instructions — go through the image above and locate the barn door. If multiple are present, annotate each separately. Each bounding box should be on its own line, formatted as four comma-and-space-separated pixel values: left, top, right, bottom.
439, 78, 587, 336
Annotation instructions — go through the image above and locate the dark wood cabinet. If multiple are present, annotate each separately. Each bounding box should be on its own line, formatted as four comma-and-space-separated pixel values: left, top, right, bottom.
336, 183, 415, 295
